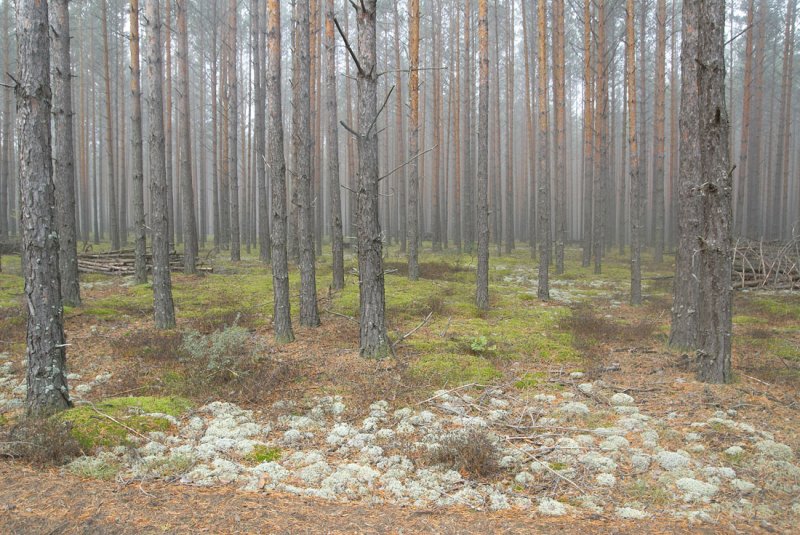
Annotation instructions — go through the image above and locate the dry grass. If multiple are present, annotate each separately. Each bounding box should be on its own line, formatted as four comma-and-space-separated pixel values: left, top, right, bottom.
425, 428, 501, 478
1, 416, 82, 465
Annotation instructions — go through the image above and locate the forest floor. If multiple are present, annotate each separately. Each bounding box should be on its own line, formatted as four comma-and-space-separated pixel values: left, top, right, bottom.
0, 243, 798, 534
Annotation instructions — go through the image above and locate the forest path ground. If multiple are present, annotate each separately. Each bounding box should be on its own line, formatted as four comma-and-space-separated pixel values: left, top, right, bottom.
0, 462, 713, 534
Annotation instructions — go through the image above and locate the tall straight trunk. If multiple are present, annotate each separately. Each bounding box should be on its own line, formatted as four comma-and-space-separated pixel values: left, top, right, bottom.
130, 0, 147, 284
619, 56, 628, 256
293, 0, 320, 327
431, 1, 442, 252
18, 0, 70, 413
344, 0, 389, 357
266, 0, 294, 343
491, 3, 501, 257
692, 0, 732, 383
408, 0, 420, 280
536, 0, 550, 300
735, 0, 755, 235
143, 0, 176, 329
476, 0, 490, 310
464, 0, 474, 254
51, 0, 80, 306
392, 2, 407, 253
522, 0, 536, 256
775, 0, 796, 238
164, 0, 175, 248
211, 0, 220, 248
91, 61, 100, 244
253, 0, 269, 262
199, 55, 208, 248
0, 0, 9, 238
177, 0, 197, 273
627, 0, 643, 305
326, 0, 344, 290
343, 0, 356, 235
593, 1, 608, 275
452, 5, 462, 253
652, 0, 666, 263
745, 0, 766, 238
228, 0, 241, 260
504, 0, 515, 255
101, 1, 119, 250
668, 0, 679, 249
312, 0, 324, 257
553, 0, 566, 273
581, 0, 594, 267
637, 0, 648, 245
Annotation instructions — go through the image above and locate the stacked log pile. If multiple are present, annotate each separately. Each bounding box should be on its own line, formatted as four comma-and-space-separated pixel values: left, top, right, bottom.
733, 237, 800, 290
78, 250, 212, 275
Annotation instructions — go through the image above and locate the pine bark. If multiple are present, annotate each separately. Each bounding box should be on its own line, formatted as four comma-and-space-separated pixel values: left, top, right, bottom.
775, 0, 796, 238
177, 0, 197, 273
228, 0, 241, 260
504, 0, 515, 255
350, 0, 389, 357
267, 0, 294, 343
18, 0, 71, 414
253, 0, 269, 263
553, 0, 566, 274
293, 0, 320, 327
627, 0, 643, 306
652, 0, 667, 263
51, 0, 81, 306
101, 1, 119, 250
130, 0, 147, 285
408, 0, 421, 281
326, 0, 344, 290
143, 0, 176, 329
735, 0, 755, 235
536, 0, 550, 300
581, 0, 594, 268
692, 0, 733, 383
476, 0, 490, 310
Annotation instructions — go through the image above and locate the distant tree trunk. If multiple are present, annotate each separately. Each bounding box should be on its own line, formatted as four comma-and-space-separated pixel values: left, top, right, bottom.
735, 0, 755, 235
130, 0, 147, 285
476, 0, 490, 310
228, 0, 241, 261
0, 0, 9, 239
744, 0, 767, 239
431, 1, 442, 252
326, 0, 344, 290
51, 0, 81, 307
668, 0, 679, 249
292, 0, 320, 327
211, 0, 220, 249
17, 0, 70, 414
101, 0, 119, 250
553, 0, 565, 274
253, 0, 269, 263
775, 0, 796, 239
536, 0, 550, 300
521, 0, 536, 257
452, 5, 462, 253
464, 0, 475, 254
652, 0, 666, 263
627, 0, 643, 305
504, 0, 515, 255
164, 0, 175, 249
581, 0, 594, 268
593, 1, 608, 275
177, 0, 197, 273
266, 0, 294, 343
143, 0, 176, 329
408, 0, 420, 280
692, 0, 733, 383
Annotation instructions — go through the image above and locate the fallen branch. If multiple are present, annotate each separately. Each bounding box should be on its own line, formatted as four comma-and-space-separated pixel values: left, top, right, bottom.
392, 311, 433, 349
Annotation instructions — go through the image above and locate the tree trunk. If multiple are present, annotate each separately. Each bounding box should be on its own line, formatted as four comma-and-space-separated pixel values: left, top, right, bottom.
521, 0, 536, 257
348, 0, 389, 357
692, 0, 733, 383
581, 0, 594, 268
267, 0, 294, 343
0, 0, 9, 239
464, 0, 474, 254
51, 0, 81, 307
293, 0, 320, 327
101, 0, 119, 250
553, 0, 565, 274
228, 0, 241, 261
130, 0, 147, 285
627, 0, 643, 306
775, 0, 796, 239
177, 0, 197, 273
536, 0, 550, 300
326, 0, 344, 290
143, 0, 176, 329
408, 0, 420, 281
476, 0, 490, 310
164, 0, 175, 249
253, 0, 269, 263
17, 0, 71, 414
452, 5, 462, 253
593, 1, 608, 275
431, 1, 442, 252
735, 0, 755, 236
652, 0, 667, 263
211, 0, 220, 249
504, 0, 515, 255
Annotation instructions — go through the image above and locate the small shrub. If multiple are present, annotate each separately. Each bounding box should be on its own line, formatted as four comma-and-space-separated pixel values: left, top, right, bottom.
2, 416, 81, 465
182, 325, 253, 376
426, 429, 501, 478
111, 329, 186, 360
245, 445, 282, 464
469, 335, 496, 354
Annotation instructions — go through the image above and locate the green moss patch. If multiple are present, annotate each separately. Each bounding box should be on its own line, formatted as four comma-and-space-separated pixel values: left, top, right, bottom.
409, 353, 501, 386
245, 445, 282, 464
61, 396, 192, 450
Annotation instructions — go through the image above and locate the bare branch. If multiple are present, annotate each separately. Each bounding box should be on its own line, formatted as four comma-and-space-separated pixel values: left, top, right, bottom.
367, 85, 395, 136
334, 17, 364, 76
378, 145, 437, 182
